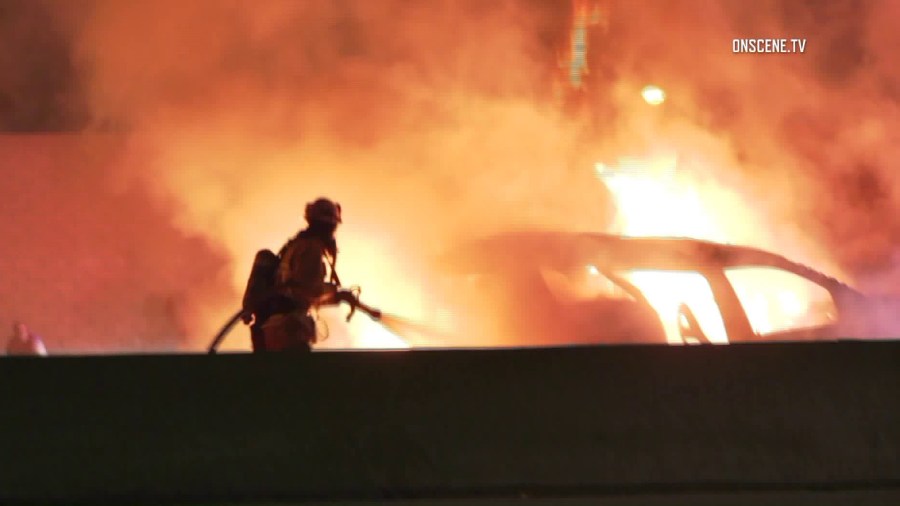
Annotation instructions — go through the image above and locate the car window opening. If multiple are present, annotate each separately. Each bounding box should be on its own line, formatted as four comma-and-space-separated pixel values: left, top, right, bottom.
724, 267, 838, 336
622, 270, 729, 344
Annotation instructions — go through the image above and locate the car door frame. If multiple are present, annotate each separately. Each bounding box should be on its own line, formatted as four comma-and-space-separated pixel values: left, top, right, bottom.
607, 266, 755, 344
702, 268, 757, 342
716, 263, 851, 342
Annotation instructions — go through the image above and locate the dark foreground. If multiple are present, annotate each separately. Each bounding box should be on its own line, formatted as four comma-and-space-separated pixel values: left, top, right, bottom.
1, 342, 899, 505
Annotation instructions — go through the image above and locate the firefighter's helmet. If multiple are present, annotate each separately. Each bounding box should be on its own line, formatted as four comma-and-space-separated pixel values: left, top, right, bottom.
305, 198, 342, 225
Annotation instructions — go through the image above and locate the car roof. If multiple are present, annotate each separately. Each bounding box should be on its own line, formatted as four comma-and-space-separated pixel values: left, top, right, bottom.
447, 229, 857, 294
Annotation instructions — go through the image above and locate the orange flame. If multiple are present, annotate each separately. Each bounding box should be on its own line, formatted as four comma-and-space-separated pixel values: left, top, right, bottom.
597, 152, 838, 343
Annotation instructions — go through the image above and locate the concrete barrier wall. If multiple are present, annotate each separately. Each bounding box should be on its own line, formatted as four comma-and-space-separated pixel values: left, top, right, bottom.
1, 342, 899, 503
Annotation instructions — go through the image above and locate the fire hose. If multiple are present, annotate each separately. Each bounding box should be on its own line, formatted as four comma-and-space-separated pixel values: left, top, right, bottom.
207, 309, 244, 355
207, 289, 382, 354
333, 286, 383, 322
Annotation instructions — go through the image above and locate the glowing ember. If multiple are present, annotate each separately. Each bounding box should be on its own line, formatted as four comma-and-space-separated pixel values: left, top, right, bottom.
641, 85, 666, 105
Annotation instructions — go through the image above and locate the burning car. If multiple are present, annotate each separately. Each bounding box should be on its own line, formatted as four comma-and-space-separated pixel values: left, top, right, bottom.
422, 231, 896, 346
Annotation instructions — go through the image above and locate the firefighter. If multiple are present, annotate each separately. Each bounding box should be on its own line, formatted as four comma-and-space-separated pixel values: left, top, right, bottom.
261, 197, 344, 352
6, 322, 48, 356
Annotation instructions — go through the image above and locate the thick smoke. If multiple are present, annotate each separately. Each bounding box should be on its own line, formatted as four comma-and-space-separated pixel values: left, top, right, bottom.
0, 134, 235, 353
0, 0, 83, 131
541, 0, 900, 288
0, 1, 233, 353
63, 0, 614, 349
3, 0, 900, 351
581, 0, 900, 290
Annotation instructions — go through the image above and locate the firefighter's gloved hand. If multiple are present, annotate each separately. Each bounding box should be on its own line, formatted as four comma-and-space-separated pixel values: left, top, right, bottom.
334, 289, 359, 306
240, 310, 254, 325
317, 283, 342, 306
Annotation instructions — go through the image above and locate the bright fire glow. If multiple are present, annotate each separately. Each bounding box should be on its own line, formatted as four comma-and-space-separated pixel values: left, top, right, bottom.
598, 154, 833, 343
220, 222, 417, 351
628, 270, 728, 344
343, 312, 410, 349
641, 85, 666, 105
314, 228, 417, 350
725, 267, 836, 336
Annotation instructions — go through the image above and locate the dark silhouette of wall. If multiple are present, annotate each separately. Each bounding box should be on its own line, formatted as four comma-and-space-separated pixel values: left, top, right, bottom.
1, 342, 899, 504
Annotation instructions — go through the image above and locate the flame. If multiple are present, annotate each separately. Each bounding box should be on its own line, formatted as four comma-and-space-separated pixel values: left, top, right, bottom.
597, 153, 835, 343
196, 0, 840, 352
595, 155, 724, 240
214, 150, 836, 350
725, 267, 836, 336
627, 270, 729, 344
